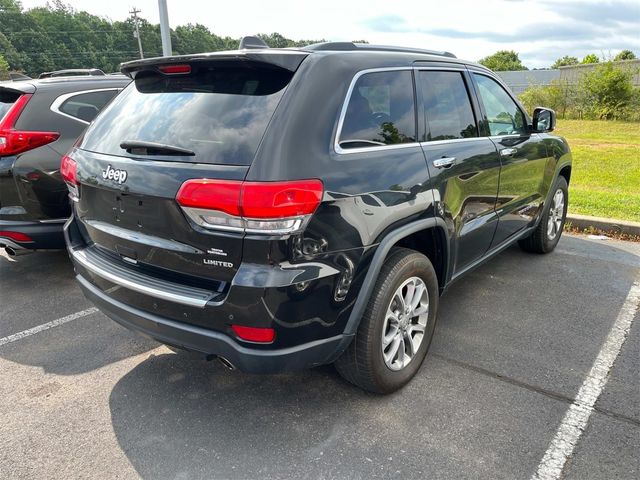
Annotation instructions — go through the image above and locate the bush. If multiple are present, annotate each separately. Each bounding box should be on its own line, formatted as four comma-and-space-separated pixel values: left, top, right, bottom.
519, 80, 576, 119
578, 62, 639, 120
519, 62, 640, 121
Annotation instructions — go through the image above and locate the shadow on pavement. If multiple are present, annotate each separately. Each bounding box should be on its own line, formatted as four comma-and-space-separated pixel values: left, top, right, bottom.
0, 250, 159, 375
109, 352, 370, 479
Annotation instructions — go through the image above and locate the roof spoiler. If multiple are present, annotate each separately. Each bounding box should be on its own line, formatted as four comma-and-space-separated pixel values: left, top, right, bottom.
120, 50, 308, 78
9, 72, 32, 81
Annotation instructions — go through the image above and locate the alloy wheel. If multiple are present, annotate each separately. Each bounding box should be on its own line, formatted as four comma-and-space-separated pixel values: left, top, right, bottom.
381, 277, 429, 371
547, 188, 565, 240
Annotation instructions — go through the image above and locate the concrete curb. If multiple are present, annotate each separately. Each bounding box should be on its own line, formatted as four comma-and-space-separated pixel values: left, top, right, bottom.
566, 214, 640, 236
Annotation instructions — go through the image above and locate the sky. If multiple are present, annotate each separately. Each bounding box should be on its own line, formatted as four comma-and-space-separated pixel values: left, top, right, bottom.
19, 0, 640, 68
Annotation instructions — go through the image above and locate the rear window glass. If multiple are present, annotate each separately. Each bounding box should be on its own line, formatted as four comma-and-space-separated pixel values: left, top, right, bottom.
59, 90, 119, 123
0, 90, 21, 123
80, 62, 292, 165
338, 70, 416, 150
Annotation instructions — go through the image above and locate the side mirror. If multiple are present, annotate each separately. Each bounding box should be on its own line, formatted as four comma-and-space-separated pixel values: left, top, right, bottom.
532, 107, 556, 132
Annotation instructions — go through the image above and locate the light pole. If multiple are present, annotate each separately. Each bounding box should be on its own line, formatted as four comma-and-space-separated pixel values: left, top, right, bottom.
158, 0, 172, 57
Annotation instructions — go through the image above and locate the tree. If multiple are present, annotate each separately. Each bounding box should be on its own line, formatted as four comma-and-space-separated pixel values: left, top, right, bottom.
614, 49, 636, 61
578, 61, 637, 120
0, 54, 10, 80
257, 32, 324, 48
478, 50, 528, 71
581, 54, 599, 64
173, 24, 225, 55
551, 55, 578, 69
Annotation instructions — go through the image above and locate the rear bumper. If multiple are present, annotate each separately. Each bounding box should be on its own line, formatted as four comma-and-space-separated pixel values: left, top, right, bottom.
0, 218, 66, 250
76, 274, 346, 373
65, 214, 356, 373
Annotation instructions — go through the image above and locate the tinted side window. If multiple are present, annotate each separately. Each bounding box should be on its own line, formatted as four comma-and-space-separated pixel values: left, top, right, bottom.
419, 71, 477, 141
473, 74, 526, 136
339, 70, 416, 149
0, 90, 21, 122
59, 90, 119, 122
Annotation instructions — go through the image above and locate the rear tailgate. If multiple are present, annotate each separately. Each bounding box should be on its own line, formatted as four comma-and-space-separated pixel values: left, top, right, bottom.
70, 53, 307, 283
73, 150, 248, 282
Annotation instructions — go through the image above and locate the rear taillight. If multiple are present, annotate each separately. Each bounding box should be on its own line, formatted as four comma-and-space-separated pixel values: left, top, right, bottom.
176, 179, 323, 235
0, 231, 34, 243
60, 154, 79, 201
0, 94, 60, 156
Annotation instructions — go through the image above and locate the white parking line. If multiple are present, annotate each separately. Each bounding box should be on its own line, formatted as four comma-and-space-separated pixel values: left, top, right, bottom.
532, 280, 640, 480
0, 308, 99, 347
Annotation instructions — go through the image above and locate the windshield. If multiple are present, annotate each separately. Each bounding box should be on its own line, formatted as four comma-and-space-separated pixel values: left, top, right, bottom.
80, 62, 293, 165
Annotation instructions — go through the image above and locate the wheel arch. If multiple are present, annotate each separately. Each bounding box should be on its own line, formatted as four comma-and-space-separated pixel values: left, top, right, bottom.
558, 164, 572, 185
341, 218, 450, 341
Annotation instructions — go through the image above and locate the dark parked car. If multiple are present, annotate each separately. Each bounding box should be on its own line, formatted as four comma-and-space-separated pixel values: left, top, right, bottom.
63, 40, 572, 393
0, 71, 130, 254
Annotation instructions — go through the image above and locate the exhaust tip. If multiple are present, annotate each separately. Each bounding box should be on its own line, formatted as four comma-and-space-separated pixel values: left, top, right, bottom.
5, 247, 33, 256
217, 356, 236, 371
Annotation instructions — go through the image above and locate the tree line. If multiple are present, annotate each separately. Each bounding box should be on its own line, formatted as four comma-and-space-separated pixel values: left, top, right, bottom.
0, 0, 325, 77
477, 49, 636, 72
476, 51, 640, 121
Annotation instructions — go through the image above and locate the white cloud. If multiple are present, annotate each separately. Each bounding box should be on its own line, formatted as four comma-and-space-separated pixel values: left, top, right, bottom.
18, 0, 640, 68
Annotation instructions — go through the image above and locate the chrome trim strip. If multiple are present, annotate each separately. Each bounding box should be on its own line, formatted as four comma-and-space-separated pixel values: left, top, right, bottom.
488, 134, 526, 141
38, 217, 68, 224
71, 248, 214, 308
419, 136, 487, 147
84, 219, 203, 254
413, 65, 465, 71
334, 67, 415, 155
335, 142, 420, 155
50, 88, 122, 125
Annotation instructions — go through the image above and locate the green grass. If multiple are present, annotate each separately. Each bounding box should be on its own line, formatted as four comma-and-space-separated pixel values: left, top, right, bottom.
554, 119, 640, 222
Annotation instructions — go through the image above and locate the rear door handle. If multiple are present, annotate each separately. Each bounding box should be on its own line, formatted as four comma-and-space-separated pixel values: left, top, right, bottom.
432, 157, 456, 169
500, 148, 518, 157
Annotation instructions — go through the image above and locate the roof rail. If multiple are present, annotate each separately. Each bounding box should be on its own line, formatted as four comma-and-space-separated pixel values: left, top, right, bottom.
303, 42, 456, 58
38, 68, 106, 79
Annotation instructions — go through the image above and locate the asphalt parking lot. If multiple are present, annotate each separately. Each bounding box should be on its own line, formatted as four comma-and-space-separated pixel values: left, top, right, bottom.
0, 233, 638, 479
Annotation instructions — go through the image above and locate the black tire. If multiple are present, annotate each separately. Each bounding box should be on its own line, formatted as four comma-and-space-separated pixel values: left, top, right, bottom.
334, 247, 439, 394
519, 176, 568, 254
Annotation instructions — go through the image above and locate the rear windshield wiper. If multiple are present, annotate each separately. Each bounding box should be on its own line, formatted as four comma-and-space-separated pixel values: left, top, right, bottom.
120, 140, 195, 156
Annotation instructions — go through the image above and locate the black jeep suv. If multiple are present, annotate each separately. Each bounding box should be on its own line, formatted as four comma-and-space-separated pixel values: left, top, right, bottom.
0, 71, 130, 254
64, 41, 571, 393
